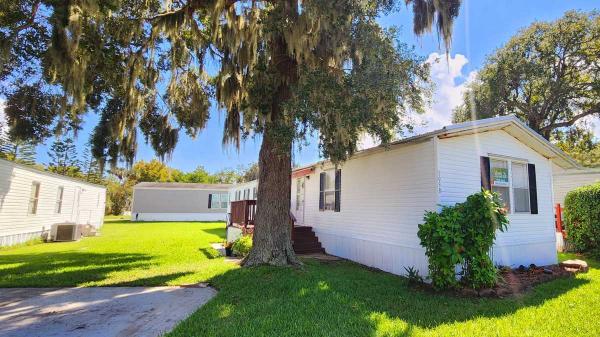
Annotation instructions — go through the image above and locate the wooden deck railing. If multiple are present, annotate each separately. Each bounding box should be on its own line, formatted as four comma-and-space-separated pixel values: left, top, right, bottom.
230, 200, 257, 228
229, 199, 297, 238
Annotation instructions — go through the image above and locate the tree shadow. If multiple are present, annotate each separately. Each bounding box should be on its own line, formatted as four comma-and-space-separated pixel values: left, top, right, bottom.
0, 252, 154, 287
198, 247, 221, 260
166, 258, 592, 337
108, 272, 195, 287
198, 227, 227, 237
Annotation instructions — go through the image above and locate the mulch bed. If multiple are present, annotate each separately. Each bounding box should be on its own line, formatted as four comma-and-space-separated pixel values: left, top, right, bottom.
461, 264, 577, 298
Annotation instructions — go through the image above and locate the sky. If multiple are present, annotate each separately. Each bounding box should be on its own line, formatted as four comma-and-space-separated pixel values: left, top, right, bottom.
3, 0, 600, 172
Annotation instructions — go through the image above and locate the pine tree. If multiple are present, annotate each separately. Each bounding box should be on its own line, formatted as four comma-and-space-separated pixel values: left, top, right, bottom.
81, 147, 105, 184
48, 137, 80, 176
0, 132, 37, 165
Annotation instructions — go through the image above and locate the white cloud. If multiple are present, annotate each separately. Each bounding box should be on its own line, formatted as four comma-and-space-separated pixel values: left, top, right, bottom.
358, 53, 476, 150
412, 52, 477, 133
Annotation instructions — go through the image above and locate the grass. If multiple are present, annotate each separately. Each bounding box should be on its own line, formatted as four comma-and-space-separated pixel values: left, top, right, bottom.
1, 218, 599, 336
0, 217, 235, 287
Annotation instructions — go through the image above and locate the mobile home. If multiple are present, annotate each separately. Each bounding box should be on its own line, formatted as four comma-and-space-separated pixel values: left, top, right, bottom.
290, 116, 577, 275
0, 158, 106, 247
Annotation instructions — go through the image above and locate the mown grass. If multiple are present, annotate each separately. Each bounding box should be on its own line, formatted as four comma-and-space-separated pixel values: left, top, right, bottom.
0, 217, 235, 287
1, 218, 599, 336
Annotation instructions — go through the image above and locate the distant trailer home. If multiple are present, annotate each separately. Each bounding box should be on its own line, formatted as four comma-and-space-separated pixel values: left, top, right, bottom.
0, 158, 106, 247
289, 116, 578, 276
131, 182, 232, 221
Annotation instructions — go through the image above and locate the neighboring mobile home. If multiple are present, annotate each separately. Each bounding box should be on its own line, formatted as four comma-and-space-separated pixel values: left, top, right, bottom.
290, 116, 578, 276
131, 182, 231, 221
552, 167, 600, 206
0, 158, 106, 247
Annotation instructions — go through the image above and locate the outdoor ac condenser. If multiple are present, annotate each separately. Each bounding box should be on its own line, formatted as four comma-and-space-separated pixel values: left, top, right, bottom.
51, 223, 82, 242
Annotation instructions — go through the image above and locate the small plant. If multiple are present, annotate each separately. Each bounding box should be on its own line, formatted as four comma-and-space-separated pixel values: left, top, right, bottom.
404, 266, 424, 286
232, 235, 253, 257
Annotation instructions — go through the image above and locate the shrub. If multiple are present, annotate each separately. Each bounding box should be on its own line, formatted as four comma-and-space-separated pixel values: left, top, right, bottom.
418, 190, 509, 290
564, 182, 600, 253
232, 235, 253, 257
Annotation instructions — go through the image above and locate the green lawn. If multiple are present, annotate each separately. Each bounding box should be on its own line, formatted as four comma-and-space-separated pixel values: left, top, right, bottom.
1, 219, 599, 336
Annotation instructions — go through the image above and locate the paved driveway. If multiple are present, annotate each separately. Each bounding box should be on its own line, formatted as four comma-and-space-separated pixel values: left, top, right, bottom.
0, 286, 216, 337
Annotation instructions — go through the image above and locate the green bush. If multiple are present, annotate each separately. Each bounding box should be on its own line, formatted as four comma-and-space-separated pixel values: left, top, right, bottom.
232, 235, 253, 257
564, 182, 600, 253
418, 190, 509, 290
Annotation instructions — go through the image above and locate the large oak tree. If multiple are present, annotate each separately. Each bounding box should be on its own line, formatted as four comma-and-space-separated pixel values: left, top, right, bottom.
453, 11, 600, 140
1, 0, 461, 266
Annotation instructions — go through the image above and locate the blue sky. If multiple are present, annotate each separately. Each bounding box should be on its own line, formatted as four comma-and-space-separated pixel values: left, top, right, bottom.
4, 0, 599, 173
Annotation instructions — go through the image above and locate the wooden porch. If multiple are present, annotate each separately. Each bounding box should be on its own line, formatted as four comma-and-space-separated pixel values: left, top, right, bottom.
229, 200, 324, 254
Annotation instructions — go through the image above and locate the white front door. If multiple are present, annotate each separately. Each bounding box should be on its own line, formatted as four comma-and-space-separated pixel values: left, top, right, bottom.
295, 177, 306, 225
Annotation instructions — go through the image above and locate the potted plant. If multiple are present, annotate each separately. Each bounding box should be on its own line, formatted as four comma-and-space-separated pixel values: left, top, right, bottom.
224, 241, 233, 257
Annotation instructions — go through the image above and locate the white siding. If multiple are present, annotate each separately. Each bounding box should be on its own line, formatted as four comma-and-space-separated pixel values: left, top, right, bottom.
438, 130, 557, 267
0, 159, 105, 246
292, 139, 438, 275
133, 212, 227, 222
552, 167, 600, 205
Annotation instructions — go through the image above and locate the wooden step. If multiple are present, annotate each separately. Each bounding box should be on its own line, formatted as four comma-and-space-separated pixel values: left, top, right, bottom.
292, 225, 324, 254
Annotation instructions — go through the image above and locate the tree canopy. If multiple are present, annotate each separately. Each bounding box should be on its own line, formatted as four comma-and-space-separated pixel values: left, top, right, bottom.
2, 0, 461, 266
453, 11, 600, 140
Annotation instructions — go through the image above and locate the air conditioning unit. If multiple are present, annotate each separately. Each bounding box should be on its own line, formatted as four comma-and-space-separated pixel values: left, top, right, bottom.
52, 223, 82, 242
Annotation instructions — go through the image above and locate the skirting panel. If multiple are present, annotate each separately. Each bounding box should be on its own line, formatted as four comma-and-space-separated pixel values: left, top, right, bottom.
132, 212, 227, 222
314, 230, 429, 276
0, 230, 48, 247
492, 241, 557, 267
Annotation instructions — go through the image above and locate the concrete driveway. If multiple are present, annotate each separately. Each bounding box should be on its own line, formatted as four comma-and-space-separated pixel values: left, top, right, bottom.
0, 286, 216, 337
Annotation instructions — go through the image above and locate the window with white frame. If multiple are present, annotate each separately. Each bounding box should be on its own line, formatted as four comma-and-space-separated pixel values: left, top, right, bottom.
55, 186, 64, 213
490, 158, 530, 213
322, 170, 336, 211
28, 182, 41, 215
253, 187, 257, 199
210, 193, 229, 209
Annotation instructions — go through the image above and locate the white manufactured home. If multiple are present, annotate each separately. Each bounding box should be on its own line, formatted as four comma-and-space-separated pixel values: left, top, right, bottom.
0, 158, 106, 247
289, 116, 577, 275
131, 182, 232, 221
552, 167, 600, 206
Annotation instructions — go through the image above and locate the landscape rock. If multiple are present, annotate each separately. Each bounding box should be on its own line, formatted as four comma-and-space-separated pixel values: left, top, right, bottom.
560, 259, 589, 273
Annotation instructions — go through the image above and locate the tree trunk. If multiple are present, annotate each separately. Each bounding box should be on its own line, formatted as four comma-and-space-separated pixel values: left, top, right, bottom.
242, 124, 301, 266
242, 24, 301, 267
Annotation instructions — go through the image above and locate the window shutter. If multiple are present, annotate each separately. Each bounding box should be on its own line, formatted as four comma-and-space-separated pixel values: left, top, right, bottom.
208, 194, 212, 209
319, 172, 325, 211
528, 163, 538, 214
480, 156, 491, 190
334, 169, 341, 212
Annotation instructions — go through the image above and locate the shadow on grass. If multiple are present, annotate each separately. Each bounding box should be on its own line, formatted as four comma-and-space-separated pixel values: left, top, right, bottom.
166, 259, 591, 337
0, 252, 154, 287
108, 272, 195, 286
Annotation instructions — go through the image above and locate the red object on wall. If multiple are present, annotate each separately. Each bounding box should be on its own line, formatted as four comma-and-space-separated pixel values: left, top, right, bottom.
555, 203, 566, 238
292, 166, 314, 178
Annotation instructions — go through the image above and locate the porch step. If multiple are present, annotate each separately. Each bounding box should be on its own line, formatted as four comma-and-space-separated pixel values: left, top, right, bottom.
292, 226, 324, 254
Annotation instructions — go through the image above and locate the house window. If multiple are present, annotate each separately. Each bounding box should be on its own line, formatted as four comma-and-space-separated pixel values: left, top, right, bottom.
253, 187, 257, 199
28, 182, 41, 215
55, 186, 64, 213
319, 169, 340, 212
512, 162, 531, 213
490, 158, 531, 214
210, 193, 229, 209
490, 159, 510, 211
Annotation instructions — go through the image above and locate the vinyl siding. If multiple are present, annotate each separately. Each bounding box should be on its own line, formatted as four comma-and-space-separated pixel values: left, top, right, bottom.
291, 139, 437, 275
552, 166, 600, 205
0, 159, 105, 245
437, 130, 557, 267
131, 188, 227, 214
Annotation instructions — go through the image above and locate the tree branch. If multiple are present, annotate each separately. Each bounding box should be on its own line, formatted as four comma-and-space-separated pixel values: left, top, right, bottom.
540, 105, 600, 131
12, 0, 41, 35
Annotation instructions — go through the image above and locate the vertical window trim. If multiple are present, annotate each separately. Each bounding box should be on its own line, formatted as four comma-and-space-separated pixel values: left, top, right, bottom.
55, 186, 64, 214
28, 182, 41, 215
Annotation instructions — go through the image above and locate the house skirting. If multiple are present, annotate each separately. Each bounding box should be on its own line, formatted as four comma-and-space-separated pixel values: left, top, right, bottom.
0, 230, 48, 247
131, 212, 227, 222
